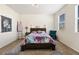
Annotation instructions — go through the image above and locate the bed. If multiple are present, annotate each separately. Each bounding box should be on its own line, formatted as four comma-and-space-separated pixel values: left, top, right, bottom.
21, 28, 56, 51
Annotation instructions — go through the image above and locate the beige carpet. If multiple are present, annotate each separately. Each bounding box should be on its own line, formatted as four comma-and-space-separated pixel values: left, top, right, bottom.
19, 49, 53, 55
19, 49, 63, 55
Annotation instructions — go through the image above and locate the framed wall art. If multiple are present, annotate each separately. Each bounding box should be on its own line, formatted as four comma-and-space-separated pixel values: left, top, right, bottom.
1, 16, 12, 32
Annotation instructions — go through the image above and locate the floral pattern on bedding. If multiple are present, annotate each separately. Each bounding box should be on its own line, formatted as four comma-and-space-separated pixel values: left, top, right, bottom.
25, 31, 55, 45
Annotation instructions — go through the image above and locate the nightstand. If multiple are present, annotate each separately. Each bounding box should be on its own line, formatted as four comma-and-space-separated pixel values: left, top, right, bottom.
25, 32, 30, 36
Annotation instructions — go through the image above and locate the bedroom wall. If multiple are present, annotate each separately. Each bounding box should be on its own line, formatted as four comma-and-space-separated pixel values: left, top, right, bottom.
0, 5, 19, 48
53, 4, 79, 52
20, 14, 54, 34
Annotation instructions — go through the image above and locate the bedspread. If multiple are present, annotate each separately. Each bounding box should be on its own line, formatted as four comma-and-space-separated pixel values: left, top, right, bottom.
25, 31, 55, 45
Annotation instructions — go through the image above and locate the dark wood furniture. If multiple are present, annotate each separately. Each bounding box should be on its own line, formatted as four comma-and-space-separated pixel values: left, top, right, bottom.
25, 32, 30, 36
30, 28, 46, 33
21, 43, 55, 51
21, 28, 56, 51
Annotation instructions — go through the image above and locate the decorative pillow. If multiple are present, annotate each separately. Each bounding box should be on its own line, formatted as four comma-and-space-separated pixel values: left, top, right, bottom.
37, 30, 42, 34
32, 31, 37, 33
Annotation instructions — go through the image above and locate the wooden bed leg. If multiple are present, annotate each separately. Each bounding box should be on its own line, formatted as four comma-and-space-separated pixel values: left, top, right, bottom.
21, 45, 26, 51
52, 45, 56, 50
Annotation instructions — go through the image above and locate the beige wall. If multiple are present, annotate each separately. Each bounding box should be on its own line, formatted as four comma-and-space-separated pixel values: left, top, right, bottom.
54, 4, 79, 52
0, 5, 19, 48
21, 14, 54, 34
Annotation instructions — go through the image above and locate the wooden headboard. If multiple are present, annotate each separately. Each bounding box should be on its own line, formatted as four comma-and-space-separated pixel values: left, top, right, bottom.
30, 28, 46, 33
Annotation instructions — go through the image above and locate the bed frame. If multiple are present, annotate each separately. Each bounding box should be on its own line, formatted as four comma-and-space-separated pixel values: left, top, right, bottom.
30, 28, 46, 33
21, 28, 56, 51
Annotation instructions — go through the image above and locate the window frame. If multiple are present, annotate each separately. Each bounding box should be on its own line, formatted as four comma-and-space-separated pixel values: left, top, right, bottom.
58, 13, 65, 30
75, 4, 79, 32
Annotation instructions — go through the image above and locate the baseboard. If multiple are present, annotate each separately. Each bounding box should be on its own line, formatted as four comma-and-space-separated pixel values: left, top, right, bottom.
57, 39, 79, 53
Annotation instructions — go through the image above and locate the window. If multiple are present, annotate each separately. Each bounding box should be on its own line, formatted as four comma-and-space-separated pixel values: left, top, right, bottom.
75, 5, 79, 32
58, 14, 65, 30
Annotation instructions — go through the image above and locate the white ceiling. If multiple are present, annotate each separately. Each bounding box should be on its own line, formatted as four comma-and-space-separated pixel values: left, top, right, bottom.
7, 4, 64, 15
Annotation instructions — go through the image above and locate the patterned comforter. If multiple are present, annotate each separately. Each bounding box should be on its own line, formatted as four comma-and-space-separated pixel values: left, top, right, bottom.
25, 31, 55, 45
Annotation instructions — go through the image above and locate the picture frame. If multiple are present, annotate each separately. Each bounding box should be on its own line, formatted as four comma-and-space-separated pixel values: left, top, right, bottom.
1, 16, 12, 32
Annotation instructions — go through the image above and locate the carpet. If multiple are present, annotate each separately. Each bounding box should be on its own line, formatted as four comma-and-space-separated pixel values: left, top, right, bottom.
51, 51, 63, 55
